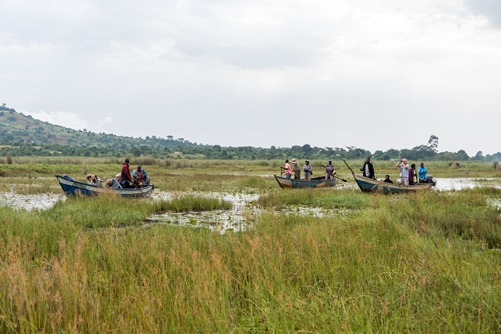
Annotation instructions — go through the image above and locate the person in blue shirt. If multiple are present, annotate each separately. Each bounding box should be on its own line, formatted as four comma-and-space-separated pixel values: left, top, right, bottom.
418, 162, 433, 183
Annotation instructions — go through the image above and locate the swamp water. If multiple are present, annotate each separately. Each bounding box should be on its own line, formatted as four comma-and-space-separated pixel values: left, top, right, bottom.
1, 178, 499, 232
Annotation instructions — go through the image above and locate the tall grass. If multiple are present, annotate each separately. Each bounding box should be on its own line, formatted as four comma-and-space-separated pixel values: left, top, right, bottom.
0, 159, 499, 332
1, 210, 499, 332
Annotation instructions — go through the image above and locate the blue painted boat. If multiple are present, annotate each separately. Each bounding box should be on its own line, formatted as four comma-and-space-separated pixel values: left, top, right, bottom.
274, 175, 337, 189
352, 174, 434, 193
56, 175, 154, 198
342, 160, 435, 193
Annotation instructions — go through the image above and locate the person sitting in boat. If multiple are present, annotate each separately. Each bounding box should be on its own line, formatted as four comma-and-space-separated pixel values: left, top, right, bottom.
302, 160, 313, 181
360, 157, 375, 179
86, 174, 102, 187
90, 174, 103, 187
106, 177, 122, 189
121, 158, 134, 188
322, 160, 335, 180
132, 165, 150, 186
292, 159, 301, 179
418, 162, 433, 184
383, 175, 393, 183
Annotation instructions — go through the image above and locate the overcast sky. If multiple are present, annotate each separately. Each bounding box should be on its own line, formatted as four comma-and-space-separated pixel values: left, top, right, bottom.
1, 0, 500, 156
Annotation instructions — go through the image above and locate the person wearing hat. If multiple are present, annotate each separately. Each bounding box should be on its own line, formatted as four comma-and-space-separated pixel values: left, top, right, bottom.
106, 176, 122, 189
323, 160, 335, 180
302, 160, 312, 181
291, 159, 301, 179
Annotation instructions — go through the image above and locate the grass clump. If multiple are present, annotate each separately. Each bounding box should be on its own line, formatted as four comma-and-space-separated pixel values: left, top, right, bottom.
257, 189, 370, 210
155, 195, 233, 212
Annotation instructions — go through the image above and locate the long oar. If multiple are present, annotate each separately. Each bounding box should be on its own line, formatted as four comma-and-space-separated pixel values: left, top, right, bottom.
342, 159, 355, 175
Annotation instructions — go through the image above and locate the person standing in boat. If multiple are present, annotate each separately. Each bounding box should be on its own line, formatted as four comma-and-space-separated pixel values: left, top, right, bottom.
283, 159, 293, 179
292, 159, 301, 179
323, 160, 335, 180
121, 158, 134, 188
360, 157, 375, 179
409, 163, 416, 185
396, 158, 410, 185
303, 160, 313, 181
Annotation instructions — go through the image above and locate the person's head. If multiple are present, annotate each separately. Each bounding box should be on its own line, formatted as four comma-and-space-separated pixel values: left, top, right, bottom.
385, 174, 390, 179
329, 160, 332, 164
402, 158, 407, 163
91, 174, 97, 180
420, 162, 424, 167
285, 159, 289, 163
106, 179, 112, 187
365, 157, 371, 163
292, 159, 296, 162
305, 160, 309, 164
137, 165, 142, 171
86, 174, 92, 181
411, 163, 416, 168
125, 158, 130, 164
116, 173, 121, 182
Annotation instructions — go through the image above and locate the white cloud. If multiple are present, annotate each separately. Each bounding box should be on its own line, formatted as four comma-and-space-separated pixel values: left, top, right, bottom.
1, 0, 500, 155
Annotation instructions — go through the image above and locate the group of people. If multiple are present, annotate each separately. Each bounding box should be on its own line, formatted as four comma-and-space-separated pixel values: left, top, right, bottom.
395, 159, 433, 185
360, 157, 433, 186
283, 159, 336, 180
87, 158, 150, 189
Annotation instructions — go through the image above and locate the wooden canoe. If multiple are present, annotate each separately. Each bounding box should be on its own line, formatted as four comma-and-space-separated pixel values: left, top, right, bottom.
352, 174, 434, 193
56, 175, 154, 198
274, 175, 337, 189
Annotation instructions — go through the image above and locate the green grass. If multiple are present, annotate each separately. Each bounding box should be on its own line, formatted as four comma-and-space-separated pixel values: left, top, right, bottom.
0, 159, 499, 332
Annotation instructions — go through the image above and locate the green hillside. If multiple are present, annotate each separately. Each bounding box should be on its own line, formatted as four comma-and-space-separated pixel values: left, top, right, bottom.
0, 106, 197, 157
1, 105, 500, 162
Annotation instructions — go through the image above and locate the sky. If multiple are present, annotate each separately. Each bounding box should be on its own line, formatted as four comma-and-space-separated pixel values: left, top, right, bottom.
1, 0, 500, 156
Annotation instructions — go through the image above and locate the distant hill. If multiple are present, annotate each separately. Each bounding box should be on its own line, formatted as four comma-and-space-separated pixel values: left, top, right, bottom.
0, 106, 201, 157
1, 105, 500, 161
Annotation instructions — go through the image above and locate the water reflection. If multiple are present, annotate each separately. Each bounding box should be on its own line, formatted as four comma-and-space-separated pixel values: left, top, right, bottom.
147, 192, 260, 234
434, 178, 501, 191
0, 192, 64, 211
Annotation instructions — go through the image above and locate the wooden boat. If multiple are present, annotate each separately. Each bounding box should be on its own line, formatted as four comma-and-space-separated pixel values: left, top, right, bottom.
351, 174, 434, 193
56, 175, 154, 198
274, 175, 337, 189
342, 160, 435, 193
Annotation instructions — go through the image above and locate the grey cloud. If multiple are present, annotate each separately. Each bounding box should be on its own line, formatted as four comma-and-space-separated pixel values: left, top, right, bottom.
465, 0, 501, 27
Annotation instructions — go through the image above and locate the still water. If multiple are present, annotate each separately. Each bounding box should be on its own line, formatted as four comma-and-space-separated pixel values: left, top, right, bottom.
1, 178, 499, 233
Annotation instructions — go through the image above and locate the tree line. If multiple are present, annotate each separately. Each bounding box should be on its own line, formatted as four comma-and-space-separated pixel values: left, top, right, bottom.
0, 105, 499, 161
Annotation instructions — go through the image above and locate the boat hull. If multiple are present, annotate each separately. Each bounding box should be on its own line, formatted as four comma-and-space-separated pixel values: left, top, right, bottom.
274, 175, 337, 189
56, 175, 153, 198
353, 175, 434, 193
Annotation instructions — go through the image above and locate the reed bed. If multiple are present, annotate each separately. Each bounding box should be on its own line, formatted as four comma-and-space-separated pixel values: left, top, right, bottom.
0, 159, 499, 332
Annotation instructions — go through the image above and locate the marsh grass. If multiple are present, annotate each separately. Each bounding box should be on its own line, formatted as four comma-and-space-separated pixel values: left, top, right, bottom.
0, 159, 500, 332
154, 195, 233, 212
257, 188, 371, 210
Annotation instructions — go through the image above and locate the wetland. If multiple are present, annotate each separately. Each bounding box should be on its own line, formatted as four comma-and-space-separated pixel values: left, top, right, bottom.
0, 158, 500, 332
